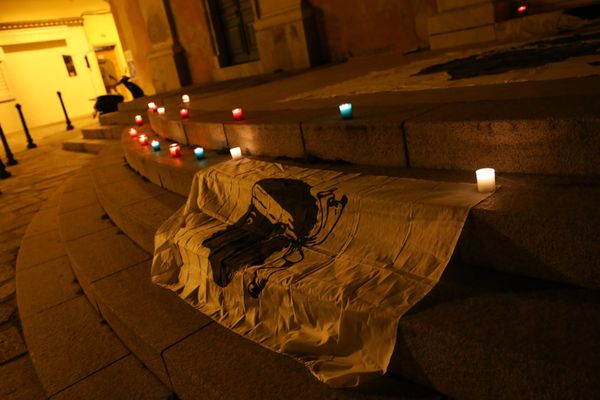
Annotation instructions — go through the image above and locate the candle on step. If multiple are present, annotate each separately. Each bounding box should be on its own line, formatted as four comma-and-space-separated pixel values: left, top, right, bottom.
517, 5, 527, 15
157, 107, 166, 115
128, 128, 137, 138
194, 147, 205, 159
180, 108, 189, 120
169, 143, 181, 158
151, 140, 160, 151
476, 168, 495, 193
182, 94, 190, 104
148, 102, 157, 112
232, 107, 243, 121
138, 134, 149, 145
338, 103, 353, 119
135, 114, 143, 126
230, 147, 242, 160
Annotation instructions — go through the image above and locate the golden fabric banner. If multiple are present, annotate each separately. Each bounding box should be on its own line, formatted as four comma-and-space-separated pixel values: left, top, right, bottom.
151, 159, 492, 387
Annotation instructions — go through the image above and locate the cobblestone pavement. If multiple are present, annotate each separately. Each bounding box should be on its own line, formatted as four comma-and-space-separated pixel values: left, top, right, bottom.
0, 117, 96, 399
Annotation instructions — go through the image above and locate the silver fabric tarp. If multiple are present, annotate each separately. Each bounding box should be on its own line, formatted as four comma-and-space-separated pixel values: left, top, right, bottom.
151, 159, 492, 387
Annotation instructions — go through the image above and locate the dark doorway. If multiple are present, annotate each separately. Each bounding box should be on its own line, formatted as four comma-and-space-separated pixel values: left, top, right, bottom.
209, 0, 259, 66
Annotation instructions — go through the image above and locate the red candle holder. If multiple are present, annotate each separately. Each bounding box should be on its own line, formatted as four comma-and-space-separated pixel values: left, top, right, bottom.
232, 107, 243, 121
169, 143, 181, 158
134, 115, 143, 127
180, 108, 189, 120
138, 134, 149, 145
128, 128, 137, 138
148, 102, 158, 112
517, 4, 527, 15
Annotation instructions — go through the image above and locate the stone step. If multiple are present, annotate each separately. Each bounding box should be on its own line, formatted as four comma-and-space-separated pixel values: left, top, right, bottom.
117, 135, 600, 289
81, 125, 123, 140
141, 93, 600, 176
57, 155, 442, 399
65, 155, 600, 398
99, 110, 146, 127
15, 185, 172, 399
61, 139, 106, 154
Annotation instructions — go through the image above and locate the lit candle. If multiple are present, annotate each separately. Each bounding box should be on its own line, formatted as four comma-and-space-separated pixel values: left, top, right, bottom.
128, 128, 137, 138
157, 107, 166, 115
135, 115, 143, 126
151, 140, 160, 151
231, 107, 243, 121
475, 168, 495, 193
517, 5, 527, 15
180, 108, 189, 120
182, 94, 190, 104
230, 146, 242, 160
138, 134, 149, 145
169, 143, 181, 158
193, 147, 205, 159
338, 103, 353, 120
148, 102, 157, 111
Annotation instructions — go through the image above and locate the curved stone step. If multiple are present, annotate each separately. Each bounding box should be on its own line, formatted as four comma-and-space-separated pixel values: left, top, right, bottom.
143, 94, 600, 176
118, 133, 600, 289
57, 153, 443, 399
16, 185, 171, 399
62, 138, 106, 154
86, 150, 600, 398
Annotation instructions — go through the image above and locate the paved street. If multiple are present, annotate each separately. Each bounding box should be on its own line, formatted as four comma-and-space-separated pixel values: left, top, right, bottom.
0, 116, 96, 399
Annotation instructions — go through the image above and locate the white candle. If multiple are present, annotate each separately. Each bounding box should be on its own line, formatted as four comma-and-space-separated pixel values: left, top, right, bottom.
476, 168, 495, 192
157, 107, 166, 115
230, 147, 242, 160
148, 102, 156, 110
182, 94, 190, 103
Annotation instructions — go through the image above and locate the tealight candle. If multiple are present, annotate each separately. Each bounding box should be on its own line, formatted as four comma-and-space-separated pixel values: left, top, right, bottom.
230, 146, 242, 160
169, 143, 181, 158
135, 115, 143, 126
151, 140, 160, 151
193, 147, 205, 159
157, 107, 166, 115
517, 5, 527, 15
180, 108, 189, 119
148, 102, 157, 111
138, 134, 149, 145
338, 103, 353, 119
182, 94, 190, 103
128, 128, 137, 138
232, 107, 243, 121
475, 168, 495, 193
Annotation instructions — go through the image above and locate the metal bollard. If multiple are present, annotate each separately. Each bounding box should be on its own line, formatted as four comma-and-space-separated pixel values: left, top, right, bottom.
0, 124, 18, 165
0, 156, 11, 179
15, 103, 37, 149
56, 91, 74, 131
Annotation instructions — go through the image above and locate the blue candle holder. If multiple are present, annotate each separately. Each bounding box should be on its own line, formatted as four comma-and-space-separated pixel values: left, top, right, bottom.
338, 103, 353, 119
194, 147, 205, 159
151, 140, 160, 151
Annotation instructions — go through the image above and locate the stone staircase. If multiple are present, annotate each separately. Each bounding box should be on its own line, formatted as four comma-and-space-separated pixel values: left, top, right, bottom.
15, 87, 600, 399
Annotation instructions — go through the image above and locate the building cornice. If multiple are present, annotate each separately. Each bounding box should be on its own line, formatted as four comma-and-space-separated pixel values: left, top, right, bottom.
0, 17, 84, 31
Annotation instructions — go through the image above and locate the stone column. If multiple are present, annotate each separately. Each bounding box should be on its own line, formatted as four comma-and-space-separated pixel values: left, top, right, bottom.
138, 0, 191, 92
253, 0, 321, 72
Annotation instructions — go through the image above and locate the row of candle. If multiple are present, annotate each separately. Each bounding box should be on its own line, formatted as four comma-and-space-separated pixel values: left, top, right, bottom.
136, 97, 496, 192
129, 128, 243, 161
143, 96, 353, 123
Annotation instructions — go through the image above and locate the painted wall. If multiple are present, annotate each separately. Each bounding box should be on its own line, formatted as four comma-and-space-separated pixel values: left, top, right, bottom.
0, 25, 105, 133
0, 0, 128, 132
0, 0, 109, 22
